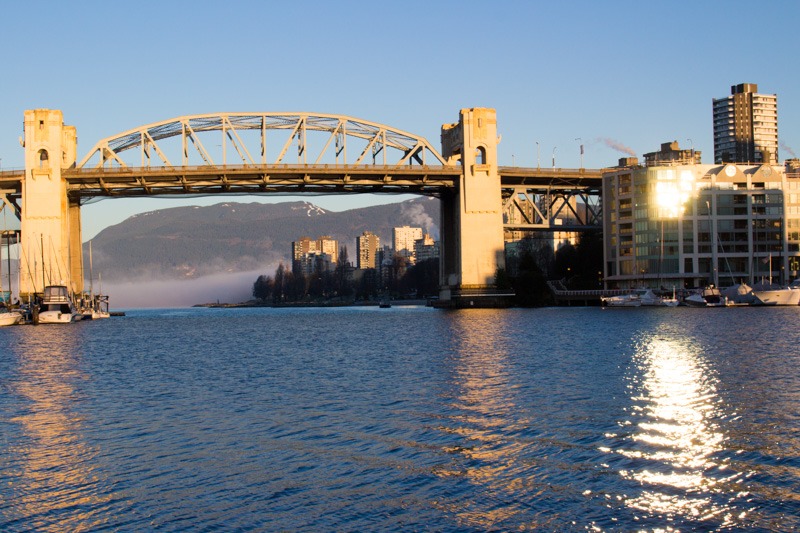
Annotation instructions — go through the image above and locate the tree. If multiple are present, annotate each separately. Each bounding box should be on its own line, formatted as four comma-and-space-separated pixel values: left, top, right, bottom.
400, 258, 439, 298
554, 230, 603, 290
512, 247, 552, 307
334, 245, 353, 299
273, 263, 286, 304
252, 274, 273, 301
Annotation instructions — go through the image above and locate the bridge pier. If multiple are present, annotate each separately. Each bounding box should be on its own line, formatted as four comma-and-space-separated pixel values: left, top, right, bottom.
437, 108, 510, 306
20, 109, 83, 299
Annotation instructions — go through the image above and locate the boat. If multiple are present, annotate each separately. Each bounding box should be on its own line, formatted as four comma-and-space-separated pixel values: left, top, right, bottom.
0, 310, 22, 326
84, 241, 111, 319
720, 282, 760, 306
91, 293, 111, 319
635, 288, 679, 307
684, 286, 732, 307
379, 299, 392, 308
0, 231, 22, 326
601, 293, 642, 307
37, 285, 80, 324
750, 282, 800, 306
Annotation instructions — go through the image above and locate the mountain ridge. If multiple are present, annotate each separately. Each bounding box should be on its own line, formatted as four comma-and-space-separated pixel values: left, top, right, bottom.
85, 198, 440, 282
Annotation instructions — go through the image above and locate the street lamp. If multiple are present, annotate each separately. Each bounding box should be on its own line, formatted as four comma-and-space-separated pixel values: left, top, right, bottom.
512, 154, 515, 166
552, 146, 557, 169
536, 141, 540, 169
687, 138, 694, 162
575, 137, 583, 168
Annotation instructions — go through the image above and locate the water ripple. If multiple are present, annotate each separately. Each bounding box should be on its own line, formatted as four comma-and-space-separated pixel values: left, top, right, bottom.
1, 306, 799, 531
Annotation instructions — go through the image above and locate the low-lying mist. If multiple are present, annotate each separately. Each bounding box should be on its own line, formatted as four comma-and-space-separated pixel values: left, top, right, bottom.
103, 267, 277, 308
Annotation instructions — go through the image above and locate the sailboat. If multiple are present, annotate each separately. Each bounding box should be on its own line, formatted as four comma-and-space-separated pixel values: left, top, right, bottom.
87, 241, 110, 319
0, 230, 22, 326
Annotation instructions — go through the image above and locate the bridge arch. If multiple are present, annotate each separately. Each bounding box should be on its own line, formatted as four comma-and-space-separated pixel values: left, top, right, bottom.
77, 112, 449, 170
13, 108, 509, 306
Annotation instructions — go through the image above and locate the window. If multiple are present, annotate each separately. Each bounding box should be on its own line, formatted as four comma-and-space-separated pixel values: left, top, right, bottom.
475, 146, 486, 165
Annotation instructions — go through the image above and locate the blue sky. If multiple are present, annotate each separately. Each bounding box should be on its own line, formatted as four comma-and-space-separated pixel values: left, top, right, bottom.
2, 0, 799, 239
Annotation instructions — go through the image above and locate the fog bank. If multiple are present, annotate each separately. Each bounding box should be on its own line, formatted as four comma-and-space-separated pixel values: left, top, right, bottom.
103, 268, 275, 308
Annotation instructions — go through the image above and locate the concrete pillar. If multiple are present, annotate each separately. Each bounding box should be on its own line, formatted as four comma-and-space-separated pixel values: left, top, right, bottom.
20, 109, 81, 297
439, 108, 506, 302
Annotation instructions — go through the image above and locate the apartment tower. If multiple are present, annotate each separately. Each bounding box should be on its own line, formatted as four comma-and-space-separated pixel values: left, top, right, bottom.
713, 83, 778, 164
357, 231, 380, 269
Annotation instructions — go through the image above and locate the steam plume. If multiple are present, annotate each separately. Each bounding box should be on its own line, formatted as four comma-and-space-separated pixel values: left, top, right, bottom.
596, 137, 636, 157
400, 201, 439, 239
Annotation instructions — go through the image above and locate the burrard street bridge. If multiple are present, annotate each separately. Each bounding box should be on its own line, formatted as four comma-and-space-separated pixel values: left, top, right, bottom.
0, 108, 605, 305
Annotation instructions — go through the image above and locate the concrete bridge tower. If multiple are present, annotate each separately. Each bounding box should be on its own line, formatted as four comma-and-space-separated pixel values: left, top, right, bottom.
439, 108, 507, 304
20, 109, 83, 297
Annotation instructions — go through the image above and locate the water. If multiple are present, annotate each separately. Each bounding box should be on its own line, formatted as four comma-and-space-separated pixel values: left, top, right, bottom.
1, 306, 799, 532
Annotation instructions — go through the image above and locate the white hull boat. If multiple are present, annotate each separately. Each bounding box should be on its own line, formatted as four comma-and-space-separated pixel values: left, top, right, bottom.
685, 286, 732, 307
601, 293, 642, 307
752, 287, 800, 306
37, 285, 80, 324
635, 288, 679, 307
0, 311, 22, 326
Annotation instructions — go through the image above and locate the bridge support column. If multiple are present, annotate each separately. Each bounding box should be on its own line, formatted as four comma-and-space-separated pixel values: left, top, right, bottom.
20, 109, 82, 299
438, 108, 509, 306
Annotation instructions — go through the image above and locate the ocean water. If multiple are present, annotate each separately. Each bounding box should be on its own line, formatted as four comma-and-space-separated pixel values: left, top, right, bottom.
1, 305, 799, 532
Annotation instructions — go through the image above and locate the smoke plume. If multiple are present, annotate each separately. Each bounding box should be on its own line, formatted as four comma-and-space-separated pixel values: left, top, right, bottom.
780, 140, 796, 159
596, 137, 636, 157
400, 201, 439, 239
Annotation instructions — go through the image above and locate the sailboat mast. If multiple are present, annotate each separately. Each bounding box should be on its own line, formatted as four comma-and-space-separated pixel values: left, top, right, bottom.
6, 234, 11, 303
89, 240, 94, 297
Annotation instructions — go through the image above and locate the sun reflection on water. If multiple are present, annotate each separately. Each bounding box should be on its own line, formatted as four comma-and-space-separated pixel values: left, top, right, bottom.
4, 326, 113, 532
433, 310, 532, 530
607, 332, 746, 527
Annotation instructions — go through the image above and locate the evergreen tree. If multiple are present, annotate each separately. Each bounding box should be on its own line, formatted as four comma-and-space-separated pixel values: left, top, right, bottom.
273, 263, 285, 304
252, 274, 273, 301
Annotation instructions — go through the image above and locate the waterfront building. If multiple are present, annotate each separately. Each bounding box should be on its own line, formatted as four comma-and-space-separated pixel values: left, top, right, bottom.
413, 234, 439, 263
357, 231, 380, 269
393, 226, 423, 263
602, 145, 800, 290
713, 83, 778, 165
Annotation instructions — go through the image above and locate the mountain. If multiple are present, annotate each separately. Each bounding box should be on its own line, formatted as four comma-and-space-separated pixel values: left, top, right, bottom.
85, 198, 441, 282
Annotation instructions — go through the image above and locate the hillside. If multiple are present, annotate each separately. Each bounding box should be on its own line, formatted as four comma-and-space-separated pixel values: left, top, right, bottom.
84, 198, 441, 282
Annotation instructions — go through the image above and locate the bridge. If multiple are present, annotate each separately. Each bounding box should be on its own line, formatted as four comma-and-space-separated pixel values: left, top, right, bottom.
0, 108, 605, 306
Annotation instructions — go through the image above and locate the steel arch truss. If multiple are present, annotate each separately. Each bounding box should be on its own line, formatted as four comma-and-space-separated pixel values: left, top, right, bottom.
502, 185, 602, 231
78, 113, 448, 169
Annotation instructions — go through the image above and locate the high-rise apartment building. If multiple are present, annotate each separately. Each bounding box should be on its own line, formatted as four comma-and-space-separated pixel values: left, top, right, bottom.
292, 235, 338, 272
357, 231, 380, 269
713, 83, 778, 165
413, 234, 439, 263
393, 226, 423, 263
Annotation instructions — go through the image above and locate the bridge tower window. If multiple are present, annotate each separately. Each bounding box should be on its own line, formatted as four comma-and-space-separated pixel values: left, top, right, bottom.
475, 146, 487, 165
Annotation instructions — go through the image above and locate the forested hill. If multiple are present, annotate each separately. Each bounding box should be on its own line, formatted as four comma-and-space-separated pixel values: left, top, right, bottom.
83, 198, 440, 281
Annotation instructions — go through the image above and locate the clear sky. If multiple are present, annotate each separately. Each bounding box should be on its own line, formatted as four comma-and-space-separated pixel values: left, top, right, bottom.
2, 0, 799, 240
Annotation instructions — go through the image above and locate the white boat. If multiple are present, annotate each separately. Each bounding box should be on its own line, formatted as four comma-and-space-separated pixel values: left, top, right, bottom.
601, 293, 642, 307
37, 285, 80, 324
0, 310, 22, 326
751, 283, 800, 306
684, 286, 732, 307
634, 288, 679, 307
721, 283, 759, 305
